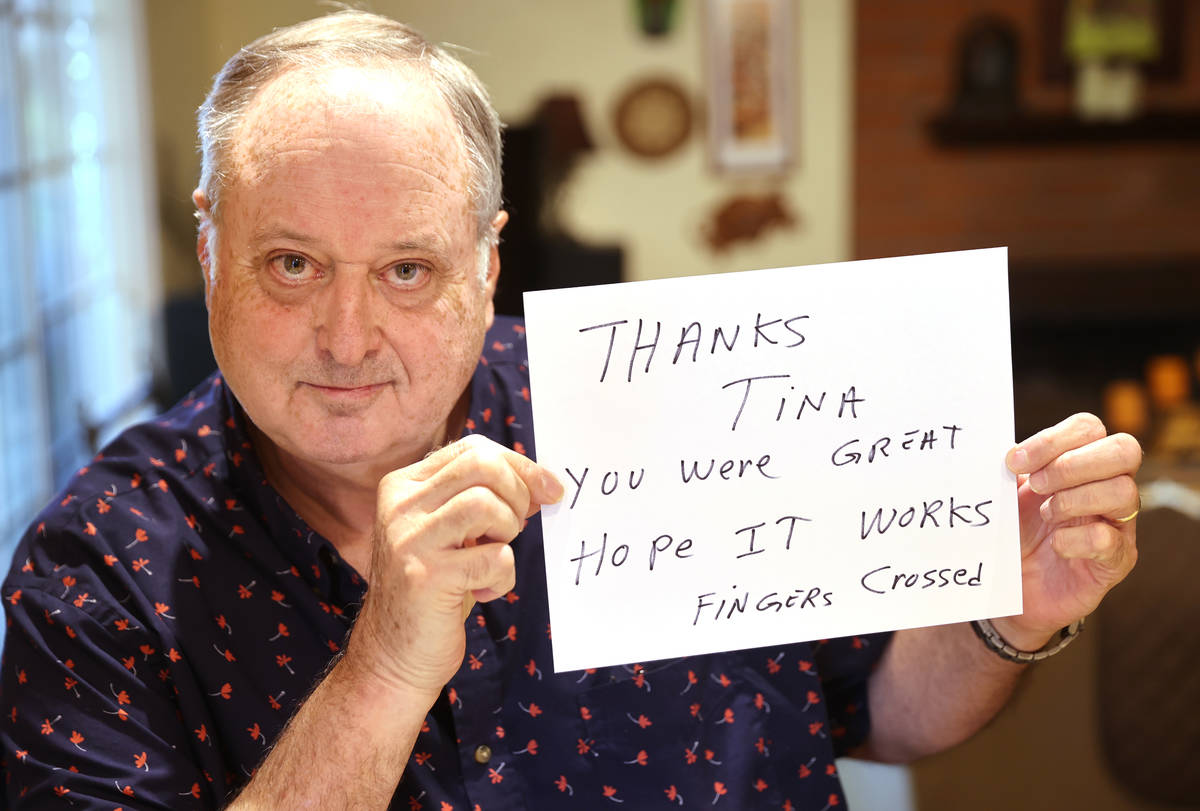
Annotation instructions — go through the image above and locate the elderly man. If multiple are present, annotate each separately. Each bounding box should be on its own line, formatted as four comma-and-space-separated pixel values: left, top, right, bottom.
1, 11, 1141, 810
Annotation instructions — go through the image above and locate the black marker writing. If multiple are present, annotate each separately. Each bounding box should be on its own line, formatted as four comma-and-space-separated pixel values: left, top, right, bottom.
628, 319, 661, 383
578, 320, 628, 383
859, 497, 994, 540
580, 313, 810, 384
734, 514, 812, 559
569, 533, 629, 585
679, 453, 779, 483
832, 424, 962, 467
693, 583, 833, 625
860, 562, 983, 594
564, 465, 646, 509
720, 374, 790, 431
720, 375, 864, 432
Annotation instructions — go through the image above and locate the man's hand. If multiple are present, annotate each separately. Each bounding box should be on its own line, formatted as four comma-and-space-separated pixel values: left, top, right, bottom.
345, 434, 563, 697
230, 434, 562, 809
1000, 412, 1141, 649
854, 412, 1141, 763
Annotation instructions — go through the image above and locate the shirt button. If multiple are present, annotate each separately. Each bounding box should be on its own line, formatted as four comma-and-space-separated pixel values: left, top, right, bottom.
474, 744, 492, 764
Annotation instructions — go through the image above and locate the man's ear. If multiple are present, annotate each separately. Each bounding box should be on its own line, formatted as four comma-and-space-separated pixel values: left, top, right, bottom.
192, 188, 215, 306
483, 210, 508, 328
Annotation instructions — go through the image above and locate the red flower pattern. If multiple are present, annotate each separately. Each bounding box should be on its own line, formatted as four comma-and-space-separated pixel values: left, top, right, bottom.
0, 320, 881, 807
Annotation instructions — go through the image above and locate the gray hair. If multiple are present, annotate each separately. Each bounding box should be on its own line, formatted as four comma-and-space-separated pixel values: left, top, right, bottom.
196, 10, 503, 276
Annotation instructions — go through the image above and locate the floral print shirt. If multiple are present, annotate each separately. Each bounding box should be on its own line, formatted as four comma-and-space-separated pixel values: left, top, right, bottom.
1, 316, 889, 809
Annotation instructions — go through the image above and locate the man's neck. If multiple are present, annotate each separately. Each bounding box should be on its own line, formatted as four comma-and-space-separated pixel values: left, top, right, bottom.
251, 427, 384, 576
245, 391, 471, 579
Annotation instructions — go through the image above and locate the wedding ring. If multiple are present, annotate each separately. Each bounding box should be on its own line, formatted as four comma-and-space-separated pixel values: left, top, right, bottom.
1113, 508, 1139, 524
1112, 494, 1141, 524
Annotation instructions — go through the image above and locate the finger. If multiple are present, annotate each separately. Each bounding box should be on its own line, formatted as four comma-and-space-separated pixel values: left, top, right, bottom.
421, 447, 535, 521
382, 446, 532, 531
398, 434, 505, 483
452, 541, 517, 598
1037, 474, 1139, 525
1024, 432, 1142, 495
380, 484, 524, 563
430, 486, 525, 550
1007, 413, 1106, 475
438, 436, 565, 505
399, 435, 563, 513
471, 584, 509, 603
399, 433, 491, 480
494, 444, 564, 508
1049, 522, 1136, 573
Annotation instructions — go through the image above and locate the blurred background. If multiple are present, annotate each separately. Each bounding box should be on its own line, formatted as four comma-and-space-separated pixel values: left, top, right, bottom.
1, 0, 1198, 807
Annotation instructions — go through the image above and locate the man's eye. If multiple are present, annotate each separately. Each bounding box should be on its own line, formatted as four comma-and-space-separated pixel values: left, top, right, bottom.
390, 262, 427, 285
275, 254, 309, 276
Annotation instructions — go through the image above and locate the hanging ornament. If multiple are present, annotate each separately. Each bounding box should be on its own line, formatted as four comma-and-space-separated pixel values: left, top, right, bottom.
637, 0, 678, 37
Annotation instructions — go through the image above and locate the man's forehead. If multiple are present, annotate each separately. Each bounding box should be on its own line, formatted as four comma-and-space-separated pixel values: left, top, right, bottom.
228, 63, 469, 193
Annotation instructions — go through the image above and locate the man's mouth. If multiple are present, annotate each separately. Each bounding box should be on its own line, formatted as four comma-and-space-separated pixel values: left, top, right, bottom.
304, 381, 388, 399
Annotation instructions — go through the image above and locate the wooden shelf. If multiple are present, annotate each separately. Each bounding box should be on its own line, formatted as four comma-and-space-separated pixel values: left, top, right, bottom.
1008, 257, 1200, 324
927, 109, 1200, 147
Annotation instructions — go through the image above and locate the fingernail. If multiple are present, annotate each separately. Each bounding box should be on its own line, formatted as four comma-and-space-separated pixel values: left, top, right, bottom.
544, 472, 564, 502
1029, 470, 1048, 493
1039, 498, 1053, 522
1008, 447, 1028, 472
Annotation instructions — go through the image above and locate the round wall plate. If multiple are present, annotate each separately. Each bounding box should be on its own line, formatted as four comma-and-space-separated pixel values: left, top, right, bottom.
613, 78, 693, 158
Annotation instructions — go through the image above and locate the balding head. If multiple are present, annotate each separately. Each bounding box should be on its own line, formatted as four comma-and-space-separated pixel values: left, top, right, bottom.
195, 10, 503, 274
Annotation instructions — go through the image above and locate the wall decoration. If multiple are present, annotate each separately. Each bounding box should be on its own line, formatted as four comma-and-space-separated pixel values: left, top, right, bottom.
704, 0, 795, 174
1040, 0, 1183, 83
951, 15, 1022, 119
1043, 0, 1180, 119
496, 95, 621, 318
613, 78, 694, 159
702, 191, 797, 251
637, 0, 678, 37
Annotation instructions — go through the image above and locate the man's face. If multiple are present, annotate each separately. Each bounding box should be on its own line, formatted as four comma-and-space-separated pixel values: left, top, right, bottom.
200, 65, 499, 472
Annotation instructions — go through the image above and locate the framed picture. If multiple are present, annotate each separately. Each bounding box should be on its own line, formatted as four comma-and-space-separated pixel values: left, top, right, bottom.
705, 0, 795, 174
1040, 0, 1183, 83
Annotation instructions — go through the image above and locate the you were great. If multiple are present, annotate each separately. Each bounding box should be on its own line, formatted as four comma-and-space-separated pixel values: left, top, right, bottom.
561, 418, 970, 511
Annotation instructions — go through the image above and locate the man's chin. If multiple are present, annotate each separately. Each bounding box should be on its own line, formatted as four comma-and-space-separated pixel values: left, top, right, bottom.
285, 420, 433, 472
292, 437, 401, 469
255, 400, 443, 474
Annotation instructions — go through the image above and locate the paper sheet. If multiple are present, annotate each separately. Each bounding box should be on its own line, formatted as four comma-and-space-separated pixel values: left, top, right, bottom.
524, 248, 1021, 672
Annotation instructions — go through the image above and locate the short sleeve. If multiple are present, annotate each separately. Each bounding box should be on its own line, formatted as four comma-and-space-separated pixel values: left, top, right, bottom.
814, 631, 892, 756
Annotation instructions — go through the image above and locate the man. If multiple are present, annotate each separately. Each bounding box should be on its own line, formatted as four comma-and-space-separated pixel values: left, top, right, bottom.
0, 11, 1141, 809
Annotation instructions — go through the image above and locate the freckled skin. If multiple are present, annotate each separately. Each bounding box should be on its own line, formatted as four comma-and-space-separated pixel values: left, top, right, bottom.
201, 65, 498, 480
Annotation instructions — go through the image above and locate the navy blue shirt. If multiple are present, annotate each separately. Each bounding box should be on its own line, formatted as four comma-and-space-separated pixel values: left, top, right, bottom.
1, 316, 889, 809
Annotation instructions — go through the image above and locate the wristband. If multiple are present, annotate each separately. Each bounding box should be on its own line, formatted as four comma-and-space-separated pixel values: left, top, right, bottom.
970, 617, 1085, 664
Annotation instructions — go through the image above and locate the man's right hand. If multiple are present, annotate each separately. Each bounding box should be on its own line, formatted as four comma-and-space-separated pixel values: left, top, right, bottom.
344, 434, 563, 697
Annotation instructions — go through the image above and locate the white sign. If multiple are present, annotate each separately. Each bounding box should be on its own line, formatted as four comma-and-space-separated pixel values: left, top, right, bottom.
524, 248, 1021, 672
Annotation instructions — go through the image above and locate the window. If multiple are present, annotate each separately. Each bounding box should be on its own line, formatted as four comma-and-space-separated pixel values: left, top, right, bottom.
0, 0, 161, 573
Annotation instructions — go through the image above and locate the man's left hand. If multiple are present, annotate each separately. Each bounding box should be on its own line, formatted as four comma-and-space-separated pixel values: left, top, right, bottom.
1000, 412, 1141, 650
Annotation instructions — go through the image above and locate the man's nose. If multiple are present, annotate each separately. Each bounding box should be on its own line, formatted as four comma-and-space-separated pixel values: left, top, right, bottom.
315, 270, 382, 366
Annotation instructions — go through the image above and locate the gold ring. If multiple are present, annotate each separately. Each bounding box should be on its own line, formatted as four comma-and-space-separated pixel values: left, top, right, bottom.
1112, 493, 1141, 524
